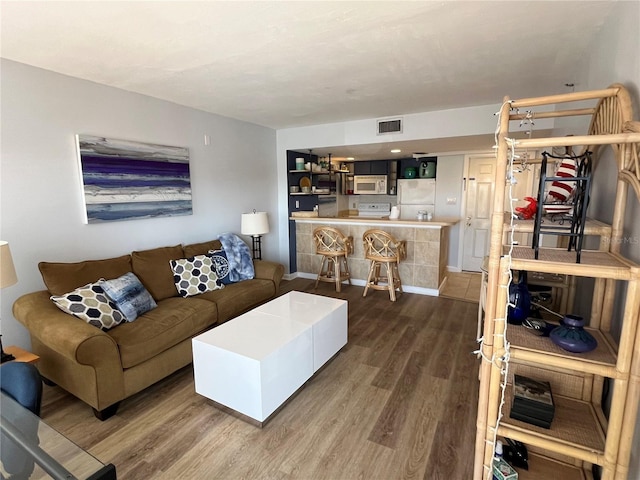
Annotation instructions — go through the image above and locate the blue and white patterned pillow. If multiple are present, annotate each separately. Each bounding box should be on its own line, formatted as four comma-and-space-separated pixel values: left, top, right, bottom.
170, 254, 224, 297
100, 272, 157, 322
208, 249, 233, 285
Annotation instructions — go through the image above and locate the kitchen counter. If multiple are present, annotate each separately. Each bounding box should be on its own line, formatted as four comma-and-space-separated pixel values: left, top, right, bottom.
289, 215, 459, 227
290, 216, 459, 294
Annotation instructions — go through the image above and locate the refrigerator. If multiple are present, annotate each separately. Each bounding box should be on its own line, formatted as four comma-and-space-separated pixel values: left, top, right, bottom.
397, 179, 436, 220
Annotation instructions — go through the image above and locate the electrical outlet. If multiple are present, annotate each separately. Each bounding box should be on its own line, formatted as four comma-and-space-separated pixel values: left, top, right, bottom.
352, 202, 357, 208
204, 134, 210, 146
295, 200, 299, 209
447, 197, 457, 205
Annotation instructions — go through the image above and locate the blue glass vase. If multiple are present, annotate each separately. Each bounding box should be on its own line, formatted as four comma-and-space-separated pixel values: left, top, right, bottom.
508, 271, 530, 325
550, 314, 598, 353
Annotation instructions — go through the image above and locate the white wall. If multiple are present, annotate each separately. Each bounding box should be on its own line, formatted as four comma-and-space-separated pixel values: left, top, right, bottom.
581, 1, 640, 477
555, 1, 640, 477
0, 60, 278, 350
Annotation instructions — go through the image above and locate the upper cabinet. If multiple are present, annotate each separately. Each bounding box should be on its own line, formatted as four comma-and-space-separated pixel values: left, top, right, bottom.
353, 161, 389, 175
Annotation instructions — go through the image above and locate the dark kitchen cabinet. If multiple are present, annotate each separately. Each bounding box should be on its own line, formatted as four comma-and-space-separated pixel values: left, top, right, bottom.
353, 160, 389, 175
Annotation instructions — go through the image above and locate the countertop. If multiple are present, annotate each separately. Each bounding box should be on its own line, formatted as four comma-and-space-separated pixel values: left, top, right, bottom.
289, 215, 460, 227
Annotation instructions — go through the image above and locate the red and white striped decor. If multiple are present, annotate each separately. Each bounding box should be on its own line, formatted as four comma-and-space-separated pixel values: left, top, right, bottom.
548, 157, 577, 202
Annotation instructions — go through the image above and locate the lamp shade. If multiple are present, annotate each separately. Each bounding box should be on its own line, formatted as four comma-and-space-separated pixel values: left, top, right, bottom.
241, 211, 269, 236
0, 241, 18, 289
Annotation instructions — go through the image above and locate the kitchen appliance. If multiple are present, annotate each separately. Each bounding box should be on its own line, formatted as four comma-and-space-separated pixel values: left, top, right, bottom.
404, 167, 417, 179
419, 160, 437, 178
356, 202, 391, 218
354, 175, 387, 195
397, 178, 436, 220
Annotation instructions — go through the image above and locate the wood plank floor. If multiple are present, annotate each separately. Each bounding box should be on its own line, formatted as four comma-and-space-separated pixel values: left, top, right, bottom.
39, 278, 480, 480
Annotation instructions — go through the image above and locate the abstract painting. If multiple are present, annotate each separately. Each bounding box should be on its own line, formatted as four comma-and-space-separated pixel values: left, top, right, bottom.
76, 135, 192, 223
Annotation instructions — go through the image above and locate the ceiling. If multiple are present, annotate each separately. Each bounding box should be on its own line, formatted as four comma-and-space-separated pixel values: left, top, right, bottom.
298, 129, 556, 162
0, 1, 617, 157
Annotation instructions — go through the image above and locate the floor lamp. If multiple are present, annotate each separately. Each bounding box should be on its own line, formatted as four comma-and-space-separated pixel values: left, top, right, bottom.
241, 211, 269, 260
1, 241, 18, 363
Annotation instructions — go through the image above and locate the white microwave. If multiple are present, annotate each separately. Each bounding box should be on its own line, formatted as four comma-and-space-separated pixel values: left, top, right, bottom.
353, 175, 388, 195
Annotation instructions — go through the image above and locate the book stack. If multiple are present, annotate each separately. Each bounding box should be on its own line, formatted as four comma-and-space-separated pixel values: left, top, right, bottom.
510, 374, 555, 429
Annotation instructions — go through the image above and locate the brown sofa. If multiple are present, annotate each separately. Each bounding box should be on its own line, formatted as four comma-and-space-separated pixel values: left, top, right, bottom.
12, 239, 284, 420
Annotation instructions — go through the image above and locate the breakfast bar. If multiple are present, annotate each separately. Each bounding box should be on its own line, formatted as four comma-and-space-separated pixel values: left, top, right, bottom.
291, 215, 459, 294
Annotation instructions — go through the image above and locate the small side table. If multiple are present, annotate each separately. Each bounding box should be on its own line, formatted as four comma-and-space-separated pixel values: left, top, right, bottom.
3, 345, 39, 364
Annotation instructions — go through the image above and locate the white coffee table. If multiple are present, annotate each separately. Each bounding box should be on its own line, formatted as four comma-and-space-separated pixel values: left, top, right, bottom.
192, 291, 348, 426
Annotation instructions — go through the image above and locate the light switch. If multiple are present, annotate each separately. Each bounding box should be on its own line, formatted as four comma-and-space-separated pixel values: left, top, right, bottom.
296, 200, 300, 209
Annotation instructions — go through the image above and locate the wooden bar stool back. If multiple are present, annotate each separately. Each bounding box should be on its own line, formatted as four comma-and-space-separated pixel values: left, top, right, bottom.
313, 226, 353, 292
362, 229, 406, 301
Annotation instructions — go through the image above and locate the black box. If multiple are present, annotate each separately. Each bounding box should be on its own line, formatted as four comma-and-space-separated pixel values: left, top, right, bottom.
510, 374, 555, 426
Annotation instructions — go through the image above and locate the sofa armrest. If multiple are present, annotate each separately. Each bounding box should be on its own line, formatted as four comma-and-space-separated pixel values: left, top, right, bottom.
12, 291, 121, 367
253, 260, 284, 290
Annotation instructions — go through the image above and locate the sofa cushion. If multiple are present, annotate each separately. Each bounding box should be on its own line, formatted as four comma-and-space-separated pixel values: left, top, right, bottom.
131, 245, 185, 301
108, 296, 218, 369
197, 278, 276, 323
50, 281, 125, 330
39, 255, 132, 296
100, 273, 157, 322
170, 255, 224, 297
183, 239, 222, 257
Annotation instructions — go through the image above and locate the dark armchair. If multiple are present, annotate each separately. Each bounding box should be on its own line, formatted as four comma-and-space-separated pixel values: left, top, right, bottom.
0, 361, 43, 478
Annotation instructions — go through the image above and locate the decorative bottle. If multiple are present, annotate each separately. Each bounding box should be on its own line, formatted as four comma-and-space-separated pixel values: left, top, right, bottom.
508, 271, 531, 325
550, 314, 598, 353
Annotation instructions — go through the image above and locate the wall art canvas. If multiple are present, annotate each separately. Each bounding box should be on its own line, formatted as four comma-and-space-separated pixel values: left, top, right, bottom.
76, 135, 192, 224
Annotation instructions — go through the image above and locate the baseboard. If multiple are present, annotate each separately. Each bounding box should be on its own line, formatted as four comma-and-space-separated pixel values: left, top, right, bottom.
286, 272, 439, 297
447, 265, 462, 273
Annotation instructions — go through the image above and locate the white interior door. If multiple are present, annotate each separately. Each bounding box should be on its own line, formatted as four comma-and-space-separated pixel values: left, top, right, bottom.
503, 155, 540, 247
462, 156, 496, 272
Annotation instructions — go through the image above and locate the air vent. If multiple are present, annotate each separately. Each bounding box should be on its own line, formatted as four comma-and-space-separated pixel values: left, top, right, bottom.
377, 118, 403, 135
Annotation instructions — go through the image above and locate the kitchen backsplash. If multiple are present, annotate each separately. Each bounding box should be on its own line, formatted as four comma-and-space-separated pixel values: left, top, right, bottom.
346, 194, 397, 209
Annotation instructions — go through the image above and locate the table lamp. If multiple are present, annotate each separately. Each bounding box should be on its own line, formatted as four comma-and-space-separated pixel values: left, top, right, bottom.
241, 210, 269, 260
1, 241, 18, 363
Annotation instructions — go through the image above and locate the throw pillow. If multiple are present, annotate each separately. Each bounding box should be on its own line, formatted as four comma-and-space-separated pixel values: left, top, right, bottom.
100, 272, 157, 322
170, 254, 224, 297
207, 249, 233, 285
51, 281, 126, 330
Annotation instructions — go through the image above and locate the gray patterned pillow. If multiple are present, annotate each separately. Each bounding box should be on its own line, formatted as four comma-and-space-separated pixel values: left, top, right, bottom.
100, 272, 157, 321
170, 254, 224, 297
51, 281, 125, 330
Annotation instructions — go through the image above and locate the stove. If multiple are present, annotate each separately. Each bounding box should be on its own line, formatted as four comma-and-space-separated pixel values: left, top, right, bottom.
357, 202, 392, 218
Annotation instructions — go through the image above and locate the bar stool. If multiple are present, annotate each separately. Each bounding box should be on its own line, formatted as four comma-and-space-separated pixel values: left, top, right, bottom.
362, 229, 406, 302
313, 226, 353, 292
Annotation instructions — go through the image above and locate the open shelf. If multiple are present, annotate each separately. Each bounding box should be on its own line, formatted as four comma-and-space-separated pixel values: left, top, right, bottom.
289, 193, 335, 197
498, 388, 606, 465
504, 214, 612, 237
506, 246, 637, 280
514, 453, 592, 480
507, 325, 618, 377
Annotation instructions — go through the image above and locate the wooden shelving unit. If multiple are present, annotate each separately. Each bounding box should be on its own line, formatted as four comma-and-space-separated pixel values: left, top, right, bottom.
515, 453, 593, 480
474, 84, 640, 480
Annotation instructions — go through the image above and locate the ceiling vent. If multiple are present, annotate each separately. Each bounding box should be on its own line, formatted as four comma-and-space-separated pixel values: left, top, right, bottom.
377, 118, 403, 135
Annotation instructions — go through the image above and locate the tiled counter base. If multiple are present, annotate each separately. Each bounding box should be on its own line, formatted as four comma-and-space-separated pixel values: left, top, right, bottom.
292, 218, 453, 294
